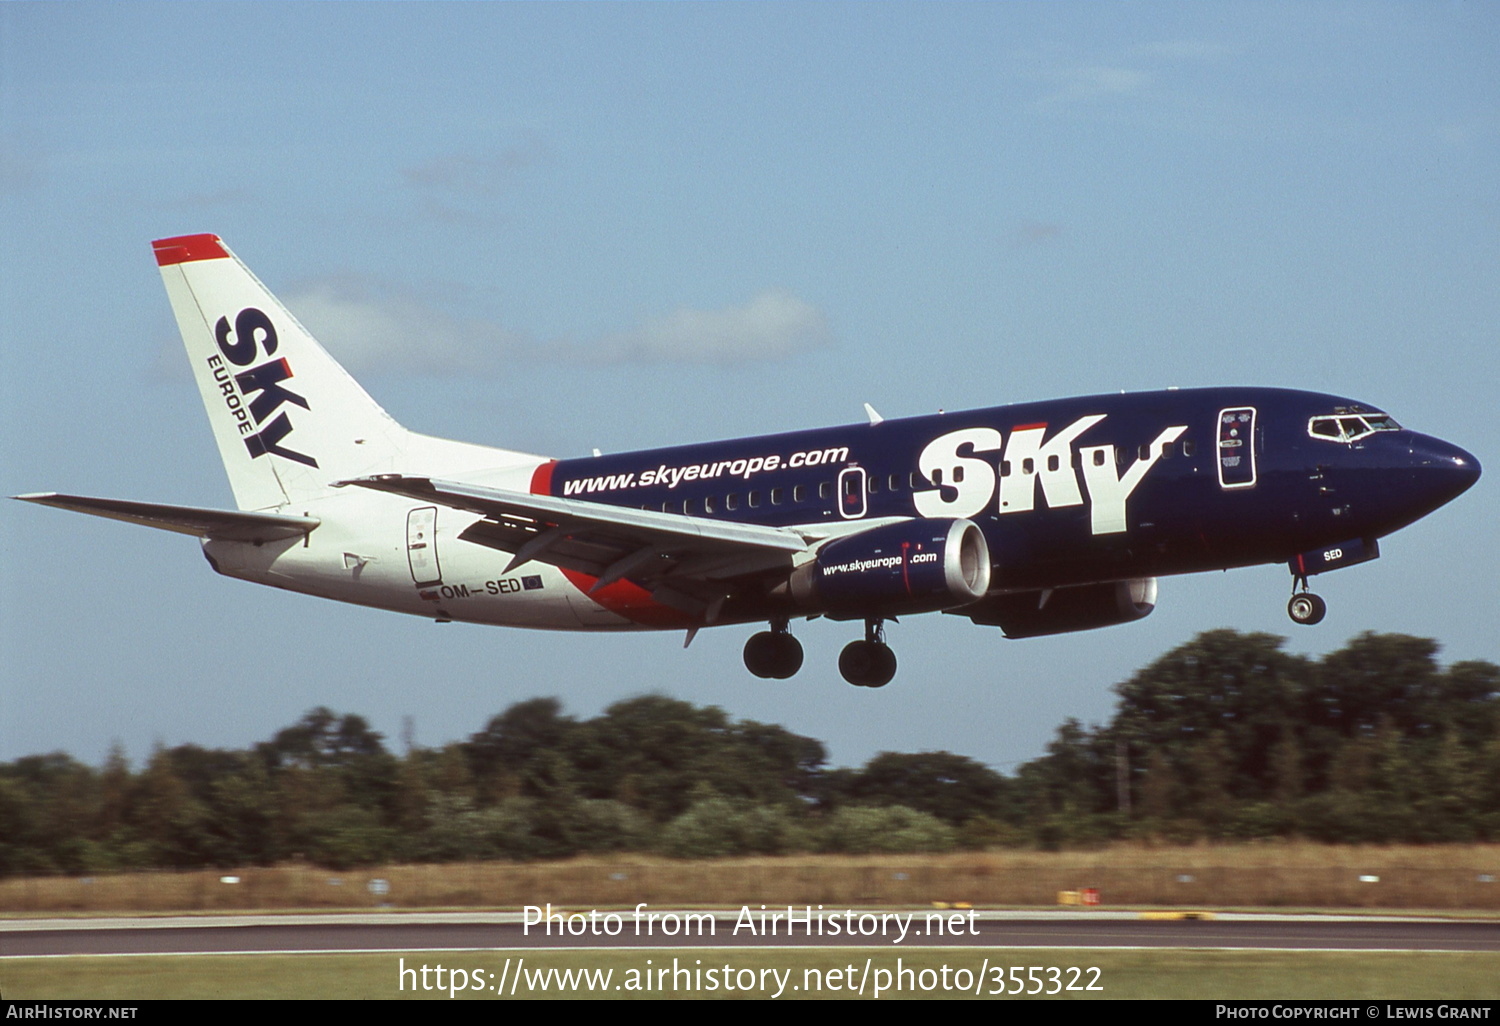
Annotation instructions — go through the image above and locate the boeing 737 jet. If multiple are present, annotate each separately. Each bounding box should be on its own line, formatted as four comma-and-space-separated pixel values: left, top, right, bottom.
16, 235, 1482, 687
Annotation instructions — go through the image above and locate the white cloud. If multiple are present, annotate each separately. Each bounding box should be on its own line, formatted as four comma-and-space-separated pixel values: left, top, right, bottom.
1038, 65, 1151, 107
285, 277, 523, 375
284, 277, 830, 374
1024, 37, 1234, 113
594, 290, 831, 364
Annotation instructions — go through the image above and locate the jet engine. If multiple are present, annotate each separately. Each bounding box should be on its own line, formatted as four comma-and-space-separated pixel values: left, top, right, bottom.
960, 578, 1157, 638
790, 518, 992, 617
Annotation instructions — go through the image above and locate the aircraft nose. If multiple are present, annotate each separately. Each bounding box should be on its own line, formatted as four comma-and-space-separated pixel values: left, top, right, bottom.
1409, 435, 1481, 506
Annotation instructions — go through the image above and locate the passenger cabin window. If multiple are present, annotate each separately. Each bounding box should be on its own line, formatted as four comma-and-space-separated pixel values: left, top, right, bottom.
770, 487, 783, 505
748, 491, 760, 508
793, 484, 807, 502
725, 494, 739, 511
819, 481, 832, 500
704, 496, 716, 514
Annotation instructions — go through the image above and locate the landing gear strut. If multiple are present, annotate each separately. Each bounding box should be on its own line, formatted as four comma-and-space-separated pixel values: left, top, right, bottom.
743, 618, 804, 679
839, 619, 897, 688
1287, 574, 1327, 626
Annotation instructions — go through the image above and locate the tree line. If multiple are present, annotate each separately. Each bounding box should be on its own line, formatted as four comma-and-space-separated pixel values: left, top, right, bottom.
1, 630, 1496, 873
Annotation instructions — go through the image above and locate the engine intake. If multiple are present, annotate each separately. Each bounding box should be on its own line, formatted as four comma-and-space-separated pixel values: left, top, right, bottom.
792, 518, 992, 617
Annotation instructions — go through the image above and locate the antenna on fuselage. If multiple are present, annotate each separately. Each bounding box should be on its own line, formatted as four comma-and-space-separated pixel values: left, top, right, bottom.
863, 403, 884, 426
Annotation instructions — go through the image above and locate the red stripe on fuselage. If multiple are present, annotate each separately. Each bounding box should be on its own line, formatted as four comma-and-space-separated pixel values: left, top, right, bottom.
559, 569, 696, 629
1012, 422, 1047, 431
535, 458, 693, 628
152, 234, 229, 266
529, 459, 558, 496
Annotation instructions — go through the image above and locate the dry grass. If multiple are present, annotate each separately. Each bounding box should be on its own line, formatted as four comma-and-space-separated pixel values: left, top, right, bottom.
4, 842, 1499, 915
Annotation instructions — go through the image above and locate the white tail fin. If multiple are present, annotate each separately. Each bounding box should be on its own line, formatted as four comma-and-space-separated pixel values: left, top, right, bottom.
156, 234, 420, 510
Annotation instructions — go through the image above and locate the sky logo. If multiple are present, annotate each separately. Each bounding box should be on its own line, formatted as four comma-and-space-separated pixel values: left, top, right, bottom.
914, 416, 1187, 535
210, 307, 318, 468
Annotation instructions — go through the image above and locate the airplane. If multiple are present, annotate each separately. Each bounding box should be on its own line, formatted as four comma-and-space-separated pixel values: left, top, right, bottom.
15, 234, 1482, 688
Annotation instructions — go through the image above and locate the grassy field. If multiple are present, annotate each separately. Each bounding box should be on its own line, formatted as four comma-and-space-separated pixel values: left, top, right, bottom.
4, 842, 1499, 915
2, 949, 1497, 1000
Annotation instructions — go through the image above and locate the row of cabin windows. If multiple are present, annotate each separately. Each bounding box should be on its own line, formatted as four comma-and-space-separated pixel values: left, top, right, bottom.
930, 439, 1198, 485
651, 482, 827, 516
642, 440, 1196, 515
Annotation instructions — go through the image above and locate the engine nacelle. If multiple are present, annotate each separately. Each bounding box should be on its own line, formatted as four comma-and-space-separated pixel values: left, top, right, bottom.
961, 578, 1157, 638
791, 518, 992, 617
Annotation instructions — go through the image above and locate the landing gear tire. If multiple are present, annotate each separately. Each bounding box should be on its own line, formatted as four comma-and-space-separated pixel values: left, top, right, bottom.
1287, 592, 1327, 626
743, 631, 804, 679
839, 640, 897, 688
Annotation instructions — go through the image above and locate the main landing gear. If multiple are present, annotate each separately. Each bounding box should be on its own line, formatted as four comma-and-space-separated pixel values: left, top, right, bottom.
741, 617, 898, 687
839, 619, 897, 689
743, 618, 804, 679
1287, 574, 1327, 626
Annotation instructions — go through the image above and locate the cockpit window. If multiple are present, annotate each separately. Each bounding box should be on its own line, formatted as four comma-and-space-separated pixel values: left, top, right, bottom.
1307, 413, 1402, 443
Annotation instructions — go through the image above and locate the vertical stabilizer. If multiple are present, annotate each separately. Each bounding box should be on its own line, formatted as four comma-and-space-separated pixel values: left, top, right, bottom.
154, 234, 411, 511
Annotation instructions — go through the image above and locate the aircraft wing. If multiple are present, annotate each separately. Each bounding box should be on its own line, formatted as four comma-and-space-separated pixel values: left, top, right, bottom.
13, 493, 320, 542
342, 475, 813, 618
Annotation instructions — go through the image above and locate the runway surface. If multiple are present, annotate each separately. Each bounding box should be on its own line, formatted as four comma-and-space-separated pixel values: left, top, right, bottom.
4, 912, 1497, 957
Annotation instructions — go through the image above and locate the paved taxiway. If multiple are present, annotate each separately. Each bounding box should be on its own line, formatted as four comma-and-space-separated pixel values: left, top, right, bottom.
3, 913, 1497, 957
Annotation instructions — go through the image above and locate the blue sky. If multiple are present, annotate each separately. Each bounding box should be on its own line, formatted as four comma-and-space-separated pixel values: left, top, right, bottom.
2, 3, 1496, 772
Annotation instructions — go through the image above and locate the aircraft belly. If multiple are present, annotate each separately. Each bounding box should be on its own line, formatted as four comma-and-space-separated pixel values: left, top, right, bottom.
207, 527, 589, 629
563, 590, 634, 627
403, 549, 593, 628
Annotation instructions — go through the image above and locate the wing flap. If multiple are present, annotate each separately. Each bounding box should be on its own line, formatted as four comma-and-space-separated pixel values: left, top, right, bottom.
13, 493, 319, 542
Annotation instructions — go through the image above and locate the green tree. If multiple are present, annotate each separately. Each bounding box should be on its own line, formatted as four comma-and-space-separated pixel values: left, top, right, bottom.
559, 696, 824, 820
1113, 630, 1309, 803
834, 751, 1012, 826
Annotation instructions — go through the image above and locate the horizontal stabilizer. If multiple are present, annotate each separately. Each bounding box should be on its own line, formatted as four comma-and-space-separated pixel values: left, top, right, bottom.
13, 493, 319, 542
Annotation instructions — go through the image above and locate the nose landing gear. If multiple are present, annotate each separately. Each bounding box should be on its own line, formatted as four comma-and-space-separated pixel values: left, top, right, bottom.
839, 619, 897, 688
1287, 574, 1327, 626
743, 618, 804, 679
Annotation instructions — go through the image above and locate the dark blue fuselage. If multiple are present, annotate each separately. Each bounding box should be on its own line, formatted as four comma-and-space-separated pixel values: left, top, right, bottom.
543, 387, 1478, 605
